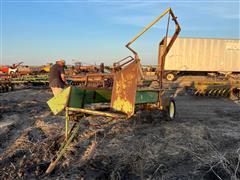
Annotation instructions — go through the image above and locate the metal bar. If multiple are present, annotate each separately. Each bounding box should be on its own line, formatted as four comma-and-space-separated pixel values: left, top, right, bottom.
65, 109, 70, 140
67, 107, 121, 118
46, 120, 82, 174
126, 8, 171, 48
165, 12, 171, 42
115, 56, 134, 64
157, 10, 181, 108
158, 38, 167, 89
118, 59, 135, 69
113, 56, 135, 71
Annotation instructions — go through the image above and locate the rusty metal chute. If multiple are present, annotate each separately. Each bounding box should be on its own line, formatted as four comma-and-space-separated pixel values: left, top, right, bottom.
111, 59, 141, 117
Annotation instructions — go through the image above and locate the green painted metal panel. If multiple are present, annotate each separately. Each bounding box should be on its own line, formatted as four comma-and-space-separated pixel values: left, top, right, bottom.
67, 87, 159, 106
68, 87, 111, 108
83, 90, 111, 104
135, 91, 159, 104
95, 89, 112, 101
68, 87, 85, 108
47, 86, 160, 115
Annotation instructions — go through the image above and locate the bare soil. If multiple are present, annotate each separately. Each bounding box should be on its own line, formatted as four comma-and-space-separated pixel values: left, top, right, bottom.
0, 80, 240, 180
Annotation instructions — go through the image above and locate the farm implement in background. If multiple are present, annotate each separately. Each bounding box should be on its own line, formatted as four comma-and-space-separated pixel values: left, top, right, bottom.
0, 62, 23, 75
11, 74, 49, 86
0, 74, 49, 93
67, 61, 105, 75
189, 80, 240, 99
67, 73, 113, 88
0, 75, 14, 93
45, 8, 181, 174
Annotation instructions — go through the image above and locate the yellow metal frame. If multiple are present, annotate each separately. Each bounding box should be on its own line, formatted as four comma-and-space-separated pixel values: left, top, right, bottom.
126, 8, 171, 50
125, 8, 180, 57
46, 119, 82, 174
64, 107, 125, 140
125, 8, 181, 109
67, 107, 120, 118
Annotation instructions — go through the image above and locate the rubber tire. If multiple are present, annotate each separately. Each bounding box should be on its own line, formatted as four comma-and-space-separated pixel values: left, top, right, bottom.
5, 85, 9, 92
2, 85, 7, 93
10, 84, 14, 91
166, 73, 175, 81
166, 99, 176, 120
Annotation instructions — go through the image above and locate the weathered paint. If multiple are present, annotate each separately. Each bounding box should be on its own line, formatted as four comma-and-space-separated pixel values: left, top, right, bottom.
193, 81, 240, 96
67, 107, 120, 118
68, 87, 111, 108
110, 60, 140, 117
135, 90, 159, 104
47, 86, 113, 114
111, 97, 134, 116
47, 86, 71, 115
47, 86, 163, 116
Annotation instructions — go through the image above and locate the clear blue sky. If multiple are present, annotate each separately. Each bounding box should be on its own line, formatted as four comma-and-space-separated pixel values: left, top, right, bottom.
1, 0, 239, 65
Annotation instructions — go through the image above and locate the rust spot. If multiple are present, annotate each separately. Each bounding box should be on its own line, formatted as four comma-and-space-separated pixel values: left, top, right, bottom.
110, 60, 140, 117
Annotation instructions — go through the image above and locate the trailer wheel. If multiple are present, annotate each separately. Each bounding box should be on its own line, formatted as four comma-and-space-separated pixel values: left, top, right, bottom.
166, 73, 175, 81
231, 88, 240, 99
166, 99, 176, 120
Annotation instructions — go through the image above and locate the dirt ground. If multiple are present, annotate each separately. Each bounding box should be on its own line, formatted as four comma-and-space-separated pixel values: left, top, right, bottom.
0, 81, 240, 179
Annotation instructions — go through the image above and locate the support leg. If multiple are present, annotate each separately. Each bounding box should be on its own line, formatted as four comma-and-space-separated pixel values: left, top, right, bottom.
46, 120, 82, 174
65, 109, 70, 140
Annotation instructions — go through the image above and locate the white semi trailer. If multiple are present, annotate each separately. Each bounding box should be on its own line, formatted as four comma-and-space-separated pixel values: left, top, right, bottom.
164, 37, 240, 81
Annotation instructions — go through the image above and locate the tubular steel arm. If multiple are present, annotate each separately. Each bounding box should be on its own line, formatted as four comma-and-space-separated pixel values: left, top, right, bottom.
125, 8, 172, 57
125, 8, 181, 88
158, 9, 181, 89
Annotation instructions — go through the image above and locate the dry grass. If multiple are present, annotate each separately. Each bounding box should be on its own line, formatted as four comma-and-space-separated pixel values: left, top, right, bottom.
79, 140, 97, 166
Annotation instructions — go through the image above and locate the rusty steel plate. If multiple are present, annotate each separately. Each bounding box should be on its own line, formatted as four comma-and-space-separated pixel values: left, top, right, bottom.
110, 61, 140, 117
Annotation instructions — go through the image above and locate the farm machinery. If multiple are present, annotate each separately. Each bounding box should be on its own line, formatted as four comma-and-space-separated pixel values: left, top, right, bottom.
11, 74, 49, 86
189, 80, 240, 99
45, 8, 181, 173
0, 62, 23, 75
67, 73, 113, 88
16, 64, 51, 75
66, 62, 105, 75
0, 61, 51, 93
0, 74, 49, 93
0, 75, 14, 93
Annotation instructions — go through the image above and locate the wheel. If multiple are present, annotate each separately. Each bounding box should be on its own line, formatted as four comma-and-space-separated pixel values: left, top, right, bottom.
166, 73, 175, 81
5, 85, 9, 92
10, 84, 14, 91
231, 88, 240, 99
2, 85, 7, 92
166, 99, 176, 120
